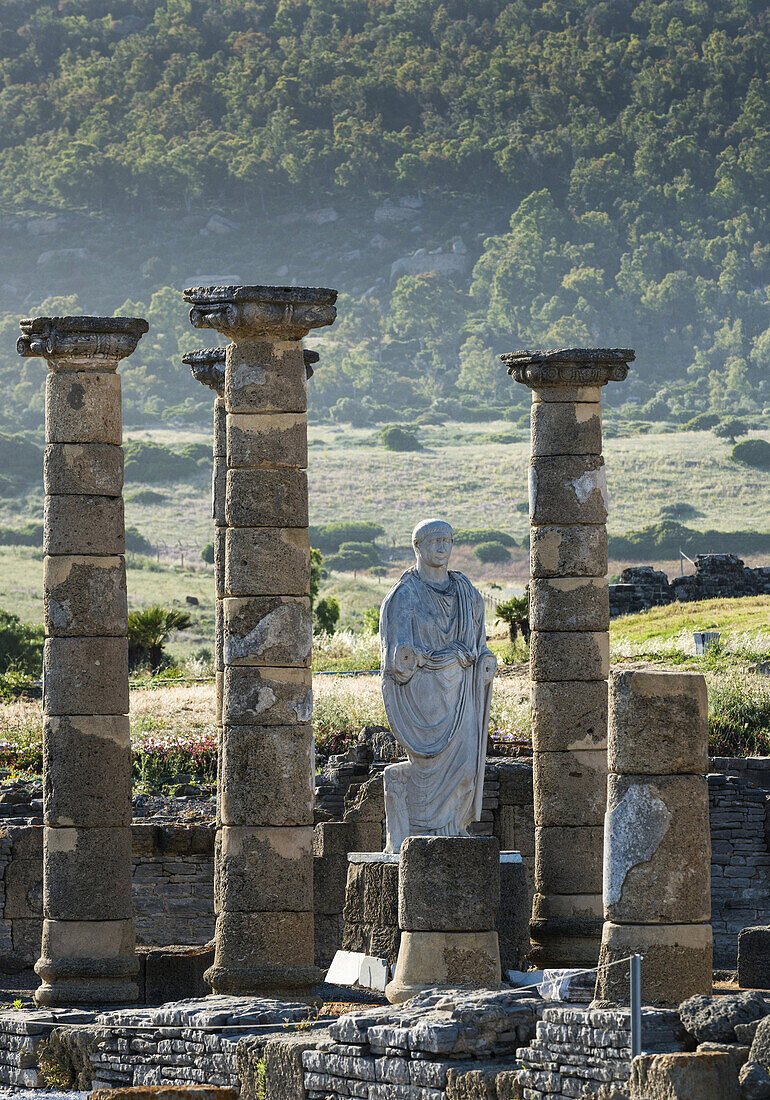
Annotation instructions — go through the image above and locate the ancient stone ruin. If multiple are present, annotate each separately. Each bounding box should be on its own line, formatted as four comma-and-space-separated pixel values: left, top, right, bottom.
1, 322, 768, 1100
183, 284, 337, 998
18, 314, 148, 1006
503, 346, 633, 968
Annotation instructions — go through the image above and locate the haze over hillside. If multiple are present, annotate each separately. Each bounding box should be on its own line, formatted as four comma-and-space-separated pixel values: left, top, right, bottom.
0, 0, 768, 431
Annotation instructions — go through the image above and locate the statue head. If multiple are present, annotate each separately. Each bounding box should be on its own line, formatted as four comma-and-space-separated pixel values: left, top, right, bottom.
412, 518, 453, 570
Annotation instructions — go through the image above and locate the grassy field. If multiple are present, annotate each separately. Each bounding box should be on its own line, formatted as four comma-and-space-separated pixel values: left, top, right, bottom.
2, 422, 767, 585
0, 421, 766, 645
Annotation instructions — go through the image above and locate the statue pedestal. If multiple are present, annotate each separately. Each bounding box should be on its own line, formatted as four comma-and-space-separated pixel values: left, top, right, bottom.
385, 836, 502, 1005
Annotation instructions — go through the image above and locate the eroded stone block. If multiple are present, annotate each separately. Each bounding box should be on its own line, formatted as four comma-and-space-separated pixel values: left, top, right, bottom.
43, 826, 133, 920
220, 724, 314, 826
533, 749, 607, 827
604, 773, 710, 924
531, 400, 602, 456
44, 495, 125, 555
222, 666, 311, 726
530, 630, 609, 681
44, 555, 127, 636
530, 524, 608, 578
225, 527, 310, 596
227, 413, 308, 469
215, 826, 313, 912
43, 715, 131, 827
531, 680, 608, 752
530, 577, 609, 632
529, 455, 608, 526
44, 443, 123, 496
609, 670, 708, 775
223, 596, 312, 666
43, 637, 129, 715
45, 371, 121, 444
225, 468, 309, 528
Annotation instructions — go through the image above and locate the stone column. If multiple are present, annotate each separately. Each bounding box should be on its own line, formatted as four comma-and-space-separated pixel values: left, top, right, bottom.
18, 314, 148, 1006
184, 347, 228, 743
183, 284, 337, 997
595, 670, 712, 1006
503, 347, 633, 968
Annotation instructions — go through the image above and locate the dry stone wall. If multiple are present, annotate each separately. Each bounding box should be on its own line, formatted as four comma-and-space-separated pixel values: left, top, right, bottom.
609, 555, 770, 617
0, 825, 215, 967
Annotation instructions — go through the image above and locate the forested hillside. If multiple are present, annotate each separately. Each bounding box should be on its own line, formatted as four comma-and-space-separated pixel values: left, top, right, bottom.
0, 0, 768, 430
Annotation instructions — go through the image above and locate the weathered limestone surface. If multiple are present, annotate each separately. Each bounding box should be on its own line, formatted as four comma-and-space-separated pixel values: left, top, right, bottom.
184, 284, 336, 997
505, 346, 632, 968
19, 312, 147, 1006
596, 670, 712, 1005
630, 1050, 740, 1100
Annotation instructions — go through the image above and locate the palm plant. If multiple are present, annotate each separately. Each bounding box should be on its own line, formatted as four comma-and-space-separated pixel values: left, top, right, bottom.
495, 594, 530, 645
127, 606, 192, 672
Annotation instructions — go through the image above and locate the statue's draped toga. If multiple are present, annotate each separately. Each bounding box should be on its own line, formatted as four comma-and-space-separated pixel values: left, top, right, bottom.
380, 566, 495, 852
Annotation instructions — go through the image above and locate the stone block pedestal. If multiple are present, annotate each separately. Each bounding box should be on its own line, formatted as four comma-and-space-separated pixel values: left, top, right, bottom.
385, 836, 501, 1005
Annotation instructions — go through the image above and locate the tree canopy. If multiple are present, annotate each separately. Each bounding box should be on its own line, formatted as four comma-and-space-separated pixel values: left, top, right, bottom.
0, 0, 767, 428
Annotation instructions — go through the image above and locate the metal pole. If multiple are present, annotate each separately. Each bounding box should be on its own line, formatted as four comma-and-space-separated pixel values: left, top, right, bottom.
630, 953, 643, 1058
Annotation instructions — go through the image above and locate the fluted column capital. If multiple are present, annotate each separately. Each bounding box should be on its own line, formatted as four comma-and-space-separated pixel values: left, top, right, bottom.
183, 284, 337, 341
183, 346, 227, 395
18, 315, 148, 371
502, 347, 634, 390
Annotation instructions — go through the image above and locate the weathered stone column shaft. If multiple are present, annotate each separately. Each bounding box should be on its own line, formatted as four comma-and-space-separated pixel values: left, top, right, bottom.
596, 669, 712, 1006
19, 314, 148, 1006
504, 347, 633, 968
184, 284, 336, 997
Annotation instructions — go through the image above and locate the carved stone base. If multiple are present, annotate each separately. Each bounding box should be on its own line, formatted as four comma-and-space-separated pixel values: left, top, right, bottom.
34, 918, 139, 1006
529, 892, 604, 968
385, 930, 501, 1005
203, 963, 323, 999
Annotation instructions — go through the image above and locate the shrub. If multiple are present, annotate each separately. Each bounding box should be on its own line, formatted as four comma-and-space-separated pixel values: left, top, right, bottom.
454, 528, 517, 547
379, 425, 421, 451
473, 540, 511, 563
681, 412, 720, 431
0, 609, 44, 675
201, 542, 214, 564
714, 418, 749, 443
128, 606, 192, 671
309, 522, 385, 553
325, 542, 380, 572
362, 607, 380, 634
732, 438, 770, 469
659, 502, 702, 521
125, 526, 153, 554
0, 432, 43, 484
0, 522, 42, 547
315, 596, 340, 634
126, 489, 166, 505
609, 521, 770, 559
123, 441, 210, 483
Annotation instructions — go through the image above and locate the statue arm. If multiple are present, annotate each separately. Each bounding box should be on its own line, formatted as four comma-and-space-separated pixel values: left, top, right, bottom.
382, 586, 423, 683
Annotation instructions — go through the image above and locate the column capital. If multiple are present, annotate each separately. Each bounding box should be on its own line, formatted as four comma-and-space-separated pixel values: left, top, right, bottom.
18, 315, 148, 370
183, 284, 337, 341
502, 347, 634, 390
183, 346, 227, 395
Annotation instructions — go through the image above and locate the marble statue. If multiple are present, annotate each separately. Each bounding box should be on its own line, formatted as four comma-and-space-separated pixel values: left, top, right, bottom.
379, 518, 497, 853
